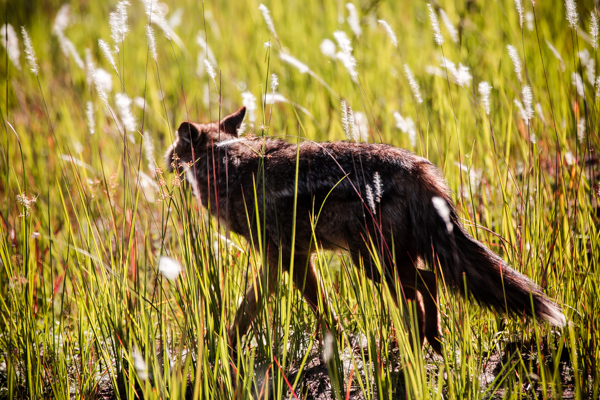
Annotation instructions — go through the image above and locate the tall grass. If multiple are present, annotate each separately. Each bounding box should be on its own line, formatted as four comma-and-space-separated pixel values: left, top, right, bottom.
1, 0, 599, 398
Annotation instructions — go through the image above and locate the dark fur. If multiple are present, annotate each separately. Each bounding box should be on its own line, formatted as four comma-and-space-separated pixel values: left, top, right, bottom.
165, 107, 565, 353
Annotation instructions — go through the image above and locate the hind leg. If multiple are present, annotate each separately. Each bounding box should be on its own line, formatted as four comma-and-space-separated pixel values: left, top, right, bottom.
388, 282, 427, 348
346, 243, 427, 348
417, 270, 441, 354
392, 262, 441, 354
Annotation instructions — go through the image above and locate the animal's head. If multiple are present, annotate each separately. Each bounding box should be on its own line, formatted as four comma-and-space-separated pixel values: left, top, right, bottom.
165, 107, 246, 172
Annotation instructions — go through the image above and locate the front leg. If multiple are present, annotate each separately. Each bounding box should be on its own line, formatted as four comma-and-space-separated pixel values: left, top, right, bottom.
290, 253, 340, 334
228, 241, 280, 345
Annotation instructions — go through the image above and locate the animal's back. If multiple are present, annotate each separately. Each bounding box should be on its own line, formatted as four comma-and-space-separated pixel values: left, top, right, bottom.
222, 138, 432, 253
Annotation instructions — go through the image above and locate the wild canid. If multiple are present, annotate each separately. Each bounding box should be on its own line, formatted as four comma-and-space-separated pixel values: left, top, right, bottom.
165, 106, 565, 353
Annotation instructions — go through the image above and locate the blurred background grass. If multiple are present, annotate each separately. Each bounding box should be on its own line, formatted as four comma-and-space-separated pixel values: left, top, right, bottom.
1, 0, 599, 398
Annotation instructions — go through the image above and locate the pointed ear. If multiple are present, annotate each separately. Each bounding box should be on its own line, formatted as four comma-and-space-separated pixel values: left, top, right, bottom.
176, 121, 200, 143
220, 107, 246, 136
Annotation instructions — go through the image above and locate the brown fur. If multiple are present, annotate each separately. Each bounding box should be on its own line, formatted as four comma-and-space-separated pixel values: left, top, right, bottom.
165, 107, 565, 353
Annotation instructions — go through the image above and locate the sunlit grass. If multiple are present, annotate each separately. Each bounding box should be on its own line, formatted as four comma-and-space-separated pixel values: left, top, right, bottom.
1, 0, 599, 398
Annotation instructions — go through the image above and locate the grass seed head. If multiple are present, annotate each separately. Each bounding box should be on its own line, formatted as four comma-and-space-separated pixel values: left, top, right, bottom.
378, 19, 398, 48
158, 256, 182, 281
427, 3, 444, 46
86, 101, 95, 134
404, 64, 423, 103
565, 0, 579, 29
393, 111, 416, 148
320, 39, 337, 58
522, 85, 534, 121
99, 39, 118, 73
280, 52, 310, 74
259, 4, 278, 39
346, 3, 362, 37
110, 1, 130, 46
478, 81, 492, 115
439, 9, 458, 43
333, 30, 358, 82
146, 25, 157, 61
507, 45, 522, 82
1, 24, 21, 70
116, 93, 137, 132
21, 26, 38, 75
591, 12, 599, 50
513, 0, 524, 29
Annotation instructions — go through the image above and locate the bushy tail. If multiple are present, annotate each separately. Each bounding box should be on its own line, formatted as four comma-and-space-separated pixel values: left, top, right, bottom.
409, 163, 566, 327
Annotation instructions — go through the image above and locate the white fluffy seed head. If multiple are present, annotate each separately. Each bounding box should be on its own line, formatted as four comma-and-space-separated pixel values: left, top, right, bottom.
21, 26, 38, 75
333, 30, 358, 82
196, 33, 216, 65
143, 0, 174, 42
109, 1, 130, 45
373, 172, 382, 203
341, 99, 356, 141
158, 256, 182, 281
377, 19, 398, 48
478, 81, 492, 115
132, 348, 148, 381
514, 98, 529, 122
53, 4, 70, 35
535, 102, 546, 124
404, 64, 423, 104
320, 39, 337, 58
86, 101, 95, 135
546, 40, 565, 72
441, 56, 472, 87
439, 9, 458, 43
341, 99, 349, 137
98, 39, 117, 73
94, 68, 113, 97
116, 92, 138, 133
577, 117, 585, 142
280, 52, 310, 74
393, 111, 416, 148
572, 72, 585, 98
427, 3, 444, 46
204, 59, 216, 82
365, 184, 376, 214
182, 163, 201, 201
565, 0, 579, 29
241, 91, 257, 129
144, 132, 156, 173
585, 58, 595, 86
56, 33, 84, 70
258, 4, 278, 39
146, 25, 157, 61
270, 73, 278, 93
526, 11, 534, 31
85, 48, 94, 85
347, 106, 356, 141
591, 11, 599, 50
1, 24, 21, 70
346, 3, 362, 38
513, 0, 524, 29
264, 93, 288, 105
354, 111, 368, 141
507, 45, 522, 82
323, 331, 334, 363
522, 85, 534, 121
